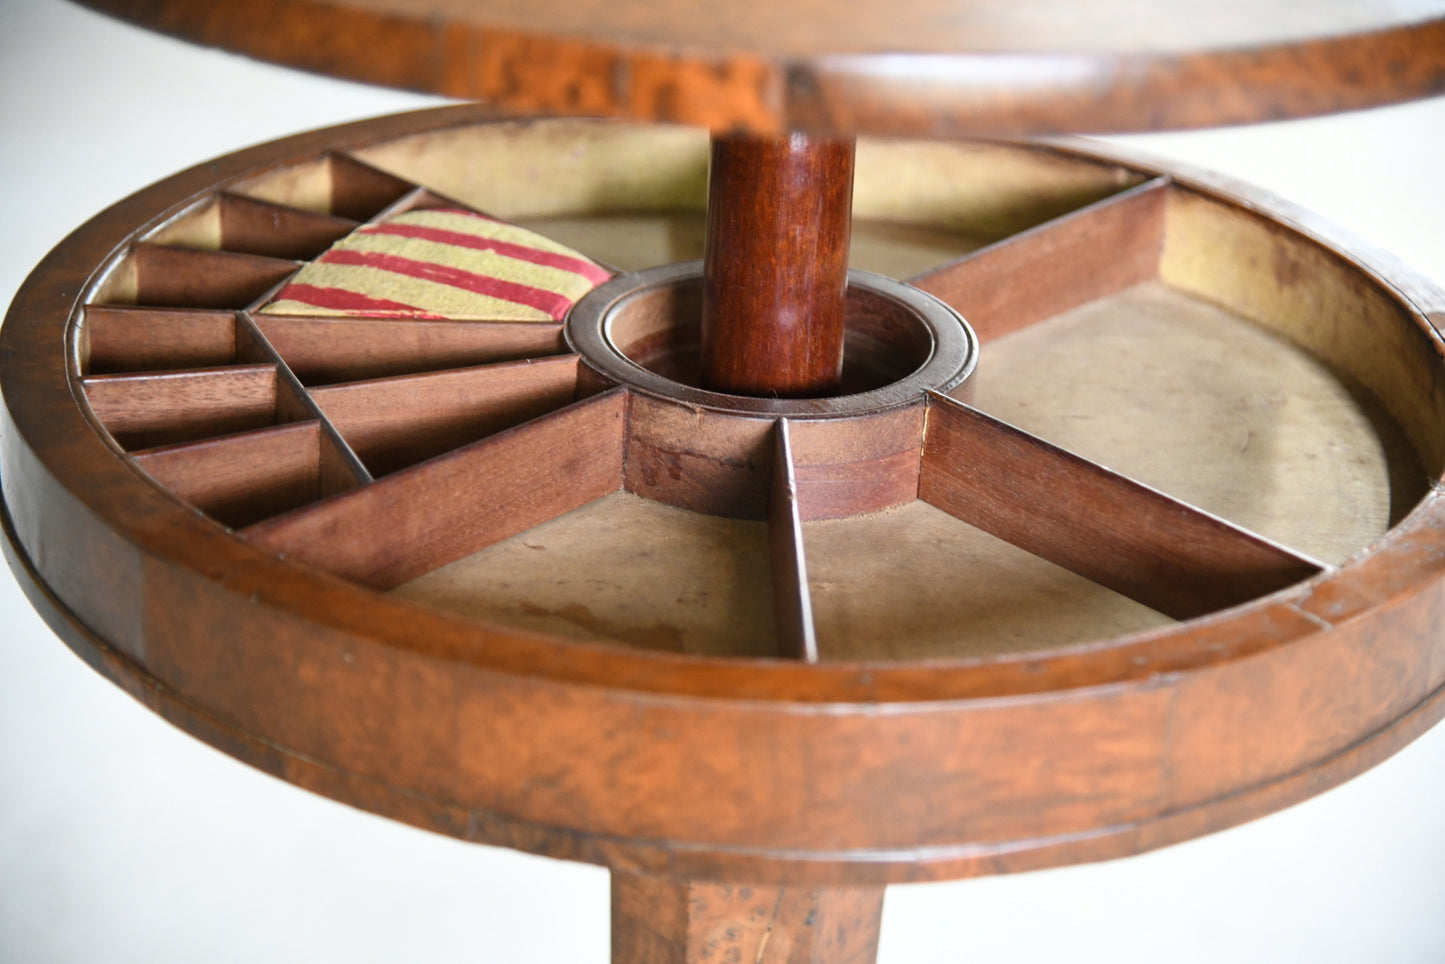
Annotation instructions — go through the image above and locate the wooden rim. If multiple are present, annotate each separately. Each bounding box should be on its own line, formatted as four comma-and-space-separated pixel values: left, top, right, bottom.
4, 105, 1445, 883
73, 0, 1445, 136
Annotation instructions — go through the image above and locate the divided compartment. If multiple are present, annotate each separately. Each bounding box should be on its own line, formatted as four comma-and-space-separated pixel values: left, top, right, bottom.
256, 314, 566, 385
83, 362, 310, 450
131, 420, 362, 529
229, 152, 418, 222
93, 244, 299, 310
308, 353, 589, 476
81, 306, 263, 375
144, 193, 361, 260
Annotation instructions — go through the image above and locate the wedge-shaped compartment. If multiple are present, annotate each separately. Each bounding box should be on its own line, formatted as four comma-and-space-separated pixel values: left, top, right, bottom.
145, 193, 361, 260
230, 152, 417, 221
131, 420, 362, 529
396, 490, 780, 658
308, 354, 587, 476
81, 306, 273, 375
919, 393, 1325, 621
970, 279, 1432, 566
245, 389, 628, 589
92, 244, 299, 310
83, 364, 306, 450
256, 314, 566, 385
803, 500, 1177, 661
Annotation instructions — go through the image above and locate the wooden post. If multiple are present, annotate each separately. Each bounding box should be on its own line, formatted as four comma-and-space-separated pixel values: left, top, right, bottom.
700, 133, 855, 397
612, 871, 885, 964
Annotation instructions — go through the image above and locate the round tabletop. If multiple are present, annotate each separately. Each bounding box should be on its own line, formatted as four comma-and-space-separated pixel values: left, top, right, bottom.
78, 0, 1445, 134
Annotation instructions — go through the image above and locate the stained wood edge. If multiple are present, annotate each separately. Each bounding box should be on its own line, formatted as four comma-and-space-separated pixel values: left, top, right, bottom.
255, 314, 567, 385
919, 392, 1327, 619
910, 176, 1169, 342
71, 1, 1445, 136
7, 493, 1444, 887
769, 420, 819, 662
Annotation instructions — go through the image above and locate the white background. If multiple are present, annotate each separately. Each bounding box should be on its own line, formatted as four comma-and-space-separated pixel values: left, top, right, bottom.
2, 2, 1444, 961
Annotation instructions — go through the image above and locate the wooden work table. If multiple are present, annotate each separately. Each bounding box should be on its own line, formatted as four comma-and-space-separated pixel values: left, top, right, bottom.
3, 3, 1445, 962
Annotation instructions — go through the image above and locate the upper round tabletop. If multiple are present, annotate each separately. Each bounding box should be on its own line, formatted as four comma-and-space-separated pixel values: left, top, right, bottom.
78, 0, 1445, 135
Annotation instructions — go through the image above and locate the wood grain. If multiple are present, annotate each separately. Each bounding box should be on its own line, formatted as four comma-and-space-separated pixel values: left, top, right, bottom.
243, 389, 627, 588
919, 391, 1326, 619
309, 355, 582, 476
83, 365, 280, 449
700, 134, 854, 396
132, 421, 328, 528
255, 315, 566, 384
612, 872, 884, 964
327, 153, 418, 220
786, 405, 925, 521
83, 306, 239, 374
74, 0, 1445, 134
911, 176, 1170, 342
769, 420, 818, 661
126, 243, 298, 310
7, 108, 1445, 905
217, 192, 360, 259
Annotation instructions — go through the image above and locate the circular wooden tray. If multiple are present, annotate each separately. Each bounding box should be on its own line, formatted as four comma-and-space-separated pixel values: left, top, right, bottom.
5, 106, 1445, 894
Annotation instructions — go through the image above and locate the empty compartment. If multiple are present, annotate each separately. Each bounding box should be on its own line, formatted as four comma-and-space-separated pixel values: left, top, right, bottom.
309, 355, 583, 476
805, 501, 1173, 661
230, 152, 417, 221
83, 364, 285, 449
394, 491, 779, 657
131, 420, 360, 528
969, 280, 1428, 565
98, 244, 299, 310
256, 315, 566, 385
82, 307, 264, 374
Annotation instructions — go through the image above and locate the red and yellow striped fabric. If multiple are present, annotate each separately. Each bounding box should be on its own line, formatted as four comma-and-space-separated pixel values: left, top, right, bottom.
261, 207, 611, 321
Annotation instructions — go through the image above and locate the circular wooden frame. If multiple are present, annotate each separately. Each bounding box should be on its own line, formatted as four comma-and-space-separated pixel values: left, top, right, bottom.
4, 105, 1445, 888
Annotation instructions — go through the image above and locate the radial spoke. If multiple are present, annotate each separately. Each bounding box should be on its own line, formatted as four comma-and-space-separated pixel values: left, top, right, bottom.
243, 389, 628, 590
769, 420, 819, 661
920, 392, 1326, 619
909, 177, 1170, 343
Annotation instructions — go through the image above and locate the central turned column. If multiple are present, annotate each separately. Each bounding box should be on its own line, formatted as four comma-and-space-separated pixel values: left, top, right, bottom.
611, 133, 883, 964
699, 132, 856, 397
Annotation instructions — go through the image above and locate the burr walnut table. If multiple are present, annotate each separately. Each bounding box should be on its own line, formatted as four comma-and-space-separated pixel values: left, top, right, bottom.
5, 2, 1445, 961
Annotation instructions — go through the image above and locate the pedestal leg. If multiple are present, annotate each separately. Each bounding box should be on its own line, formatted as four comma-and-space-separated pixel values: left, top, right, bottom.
700, 133, 855, 397
612, 871, 885, 964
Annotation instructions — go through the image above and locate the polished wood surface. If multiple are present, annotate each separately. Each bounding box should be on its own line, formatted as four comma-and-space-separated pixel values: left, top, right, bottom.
5, 110, 1445, 893
6, 104, 1445, 962
612, 872, 884, 964
700, 134, 854, 395
75, 0, 1445, 134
